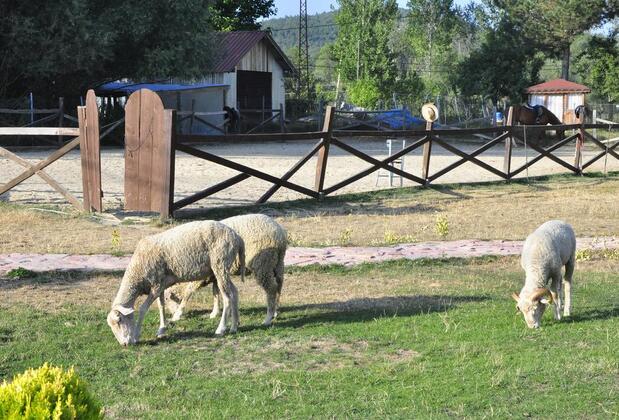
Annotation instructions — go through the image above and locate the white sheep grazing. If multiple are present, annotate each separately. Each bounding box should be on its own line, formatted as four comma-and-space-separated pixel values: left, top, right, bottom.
107, 221, 244, 346
512, 220, 575, 328
165, 214, 287, 326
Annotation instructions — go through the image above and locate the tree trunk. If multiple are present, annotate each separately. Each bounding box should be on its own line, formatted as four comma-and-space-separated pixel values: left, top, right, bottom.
561, 46, 570, 80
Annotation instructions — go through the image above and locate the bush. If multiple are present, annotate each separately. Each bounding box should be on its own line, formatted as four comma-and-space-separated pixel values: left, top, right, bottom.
0, 363, 103, 419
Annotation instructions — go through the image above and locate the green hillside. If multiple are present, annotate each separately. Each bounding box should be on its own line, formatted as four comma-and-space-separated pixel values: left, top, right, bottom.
261, 11, 337, 60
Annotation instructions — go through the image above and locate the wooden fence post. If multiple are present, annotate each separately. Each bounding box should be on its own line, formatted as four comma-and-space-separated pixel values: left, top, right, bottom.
503, 106, 514, 178
78, 90, 102, 212
575, 108, 585, 174
57, 97, 64, 146
314, 105, 335, 195
421, 120, 433, 184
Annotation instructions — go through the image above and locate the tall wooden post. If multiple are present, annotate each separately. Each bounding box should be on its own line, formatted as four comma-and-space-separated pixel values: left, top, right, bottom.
503, 106, 514, 178
421, 120, 433, 184
314, 105, 334, 195
78, 90, 102, 212
575, 108, 585, 174
57, 97, 64, 146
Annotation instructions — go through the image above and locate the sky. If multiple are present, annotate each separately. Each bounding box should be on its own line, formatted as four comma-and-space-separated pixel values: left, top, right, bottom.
270, 0, 476, 18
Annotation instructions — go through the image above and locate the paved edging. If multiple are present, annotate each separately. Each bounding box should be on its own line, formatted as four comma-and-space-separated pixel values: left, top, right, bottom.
1, 237, 617, 276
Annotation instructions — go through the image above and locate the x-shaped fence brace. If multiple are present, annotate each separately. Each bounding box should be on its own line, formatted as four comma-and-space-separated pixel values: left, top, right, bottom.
168, 111, 618, 216
0, 131, 83, 209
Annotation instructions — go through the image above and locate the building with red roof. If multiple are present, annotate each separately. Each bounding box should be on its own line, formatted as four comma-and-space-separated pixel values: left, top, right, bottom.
526, 79, 591, 123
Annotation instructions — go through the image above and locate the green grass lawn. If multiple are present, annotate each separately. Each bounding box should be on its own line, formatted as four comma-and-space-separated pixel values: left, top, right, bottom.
1, 256, 618, 418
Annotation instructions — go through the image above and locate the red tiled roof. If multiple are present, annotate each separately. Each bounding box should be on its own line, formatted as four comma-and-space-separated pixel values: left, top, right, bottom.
210, 31, 295, 74
526, 79, 591, 94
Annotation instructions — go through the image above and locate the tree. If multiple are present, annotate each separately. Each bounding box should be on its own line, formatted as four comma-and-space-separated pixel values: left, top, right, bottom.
0, 0, 216, 101
488, 0, 612, 79
210, 0, 276, 31
575, 34, 619, 101
332, 0, 400, 105
406, 0, 460, 95
454, 19, 544, 106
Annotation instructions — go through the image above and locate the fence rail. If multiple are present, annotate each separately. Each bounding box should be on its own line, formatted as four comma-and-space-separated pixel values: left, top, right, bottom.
118, 90, 619, 218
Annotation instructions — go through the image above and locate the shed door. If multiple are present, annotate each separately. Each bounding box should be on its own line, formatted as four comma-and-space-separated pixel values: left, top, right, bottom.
237, 70, 272, 110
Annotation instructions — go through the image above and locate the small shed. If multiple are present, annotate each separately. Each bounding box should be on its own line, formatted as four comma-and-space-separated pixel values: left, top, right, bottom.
96, 82, 228, 134
526, 79, 591, 123
197, 31, 296, 117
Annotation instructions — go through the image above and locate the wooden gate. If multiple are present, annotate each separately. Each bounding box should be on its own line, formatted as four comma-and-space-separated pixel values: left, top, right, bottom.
124, 89, 175, 217
0, 89, 102, 211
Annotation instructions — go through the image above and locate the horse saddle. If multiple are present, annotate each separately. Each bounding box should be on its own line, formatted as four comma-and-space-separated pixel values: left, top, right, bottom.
524, 104, 544, 124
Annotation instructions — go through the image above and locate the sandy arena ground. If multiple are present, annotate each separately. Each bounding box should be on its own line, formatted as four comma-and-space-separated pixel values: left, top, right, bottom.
2, 137, 618, 210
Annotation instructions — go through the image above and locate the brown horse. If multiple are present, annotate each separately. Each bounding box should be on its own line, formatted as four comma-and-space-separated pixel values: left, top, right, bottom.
512, 104, 564, 143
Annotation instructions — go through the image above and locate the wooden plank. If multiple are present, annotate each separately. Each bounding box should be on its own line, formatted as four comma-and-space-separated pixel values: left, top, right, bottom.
0, 127, 80, 136
575, 111, 585, 172
314, 106, 334, 193
176, 131, 325, 143
257, 139, 324, 203
137, 91, 158, 210
175, 143, 319, 199
330, 137, 426, 185
0, 146, 83, 210
509, 133, 580, 177
431, 137, 508, 179
584, 131, 619, 160
323, 136, 429, 195
0, 108, 59, 114
429, 132, 510, 182
503, 107, 514, 176
154, 109, 175, 217
421, 121, 433, 182
0, 137, 80, 195
79, 90, 102, 212
173, 174, 250, 210
78, 107, 91, 211
124, 90, 142, 210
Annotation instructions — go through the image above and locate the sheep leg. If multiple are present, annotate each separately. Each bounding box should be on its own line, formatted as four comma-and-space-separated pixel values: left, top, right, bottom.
170, 280, 205, 322
213, 268, 238, 335
563, 256, 574, 317
550, 272, 562, 321
274, 256, 285, 319
253, 256, 279, 326
134, 293, 157, 343
209, 282, 221, 319
156, 292, 167, 338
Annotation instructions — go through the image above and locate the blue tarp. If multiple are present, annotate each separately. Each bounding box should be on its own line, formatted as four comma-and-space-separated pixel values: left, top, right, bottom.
374, 108, 427, 129
96, 81, 228, 95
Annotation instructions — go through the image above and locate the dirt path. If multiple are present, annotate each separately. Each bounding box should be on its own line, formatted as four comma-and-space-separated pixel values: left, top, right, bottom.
2, 138, 618, 209
1, 236, 617, 275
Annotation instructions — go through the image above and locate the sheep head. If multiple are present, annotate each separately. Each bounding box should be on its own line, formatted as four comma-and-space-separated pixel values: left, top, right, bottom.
512, 288, 552, 329
107, 305, 136, 346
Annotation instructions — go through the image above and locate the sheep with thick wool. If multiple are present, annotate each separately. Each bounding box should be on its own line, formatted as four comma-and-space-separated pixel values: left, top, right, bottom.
165, 214, 287, 326
512, 220, 575, 328
107, 221, 244, 346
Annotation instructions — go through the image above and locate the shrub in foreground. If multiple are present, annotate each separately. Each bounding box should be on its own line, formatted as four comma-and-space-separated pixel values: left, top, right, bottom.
0, 363, 103, 419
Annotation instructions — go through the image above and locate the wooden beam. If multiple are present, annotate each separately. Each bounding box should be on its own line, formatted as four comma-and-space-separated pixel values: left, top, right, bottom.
175, 143, 320, 199
314, 106, 335, 193
429, 132, 510, 182
0, 146, 83, 210
431, 137, 508, 179
509, 133, 580, 177
503, 106, 514, 176
177, 131, 324, 143
257, 139, 324, 203
0, 127, 80, 136
173, 174, 250, 210
0, 137, 81, 196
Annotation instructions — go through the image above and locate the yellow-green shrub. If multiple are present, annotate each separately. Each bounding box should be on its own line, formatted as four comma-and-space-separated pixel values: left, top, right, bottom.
0, 363, 103, 419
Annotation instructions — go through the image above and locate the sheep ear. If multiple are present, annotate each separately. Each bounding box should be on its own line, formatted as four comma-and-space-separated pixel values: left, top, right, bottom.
114, 305, 134, 316
511, 292, 520, 302
530, 288, 551, 302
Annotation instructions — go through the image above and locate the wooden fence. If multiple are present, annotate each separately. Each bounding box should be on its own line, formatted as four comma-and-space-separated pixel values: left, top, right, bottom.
121, 89, 618, 218
0, 90, 102, 211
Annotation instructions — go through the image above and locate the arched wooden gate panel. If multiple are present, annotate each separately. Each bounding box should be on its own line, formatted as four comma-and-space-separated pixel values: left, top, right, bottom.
124, 89, 174, 217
